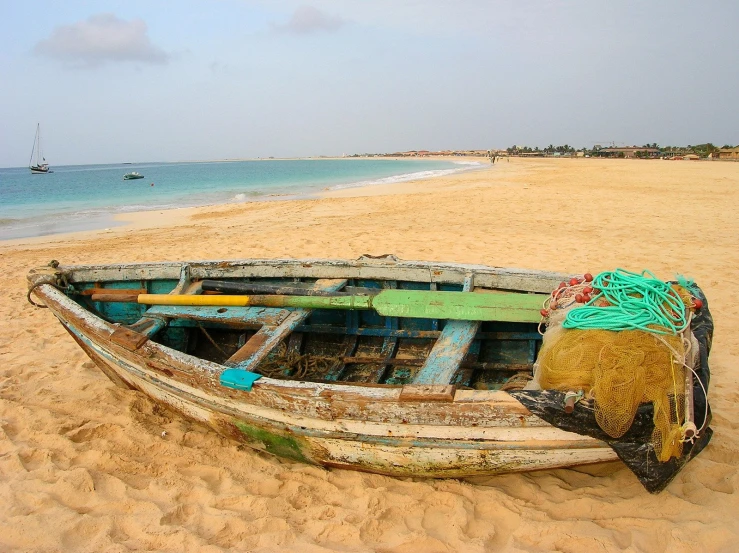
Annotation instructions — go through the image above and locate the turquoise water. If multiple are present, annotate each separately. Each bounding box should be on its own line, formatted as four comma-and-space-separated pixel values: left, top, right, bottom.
0, 158, 480, 240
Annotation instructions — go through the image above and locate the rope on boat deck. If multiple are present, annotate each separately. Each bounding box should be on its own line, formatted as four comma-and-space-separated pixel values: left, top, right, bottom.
563, 269, 690, 334
258, 352, 335, 380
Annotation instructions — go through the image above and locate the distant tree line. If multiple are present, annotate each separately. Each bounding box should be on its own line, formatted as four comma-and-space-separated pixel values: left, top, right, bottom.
506, 142, 737, 159
506, 144, 577, 154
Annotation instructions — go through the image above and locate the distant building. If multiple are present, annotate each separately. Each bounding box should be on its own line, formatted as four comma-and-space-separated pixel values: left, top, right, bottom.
596, 147, 660, 158
717, 147, 739, 159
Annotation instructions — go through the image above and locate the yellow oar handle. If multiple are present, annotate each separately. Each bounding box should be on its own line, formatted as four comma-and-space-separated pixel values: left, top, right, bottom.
138, 294, 253, 306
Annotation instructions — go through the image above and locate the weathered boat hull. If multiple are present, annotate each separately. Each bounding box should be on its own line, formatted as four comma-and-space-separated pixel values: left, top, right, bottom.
29, 258, 620, 477
56, 297, 617, 477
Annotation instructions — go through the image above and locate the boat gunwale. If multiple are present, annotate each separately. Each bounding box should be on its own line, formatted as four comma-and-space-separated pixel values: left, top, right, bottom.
29, 257, 572, 295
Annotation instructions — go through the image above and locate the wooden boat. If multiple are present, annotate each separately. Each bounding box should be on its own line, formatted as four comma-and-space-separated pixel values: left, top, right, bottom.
27, 256, 712, 491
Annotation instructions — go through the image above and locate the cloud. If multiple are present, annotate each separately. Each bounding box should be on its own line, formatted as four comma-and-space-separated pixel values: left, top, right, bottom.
272, 6, 345, 34
34, 13, 169, 68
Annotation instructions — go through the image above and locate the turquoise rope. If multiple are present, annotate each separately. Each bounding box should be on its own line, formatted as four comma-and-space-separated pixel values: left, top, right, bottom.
562, 268, 688, 335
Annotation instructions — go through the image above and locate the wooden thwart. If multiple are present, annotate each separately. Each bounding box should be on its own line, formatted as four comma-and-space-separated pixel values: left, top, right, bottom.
142, 305, 290, 328
413, 320, 481, 385
201, 279, 352, 297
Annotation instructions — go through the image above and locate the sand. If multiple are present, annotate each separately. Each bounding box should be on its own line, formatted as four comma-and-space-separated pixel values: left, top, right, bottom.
1, 157, 738, 552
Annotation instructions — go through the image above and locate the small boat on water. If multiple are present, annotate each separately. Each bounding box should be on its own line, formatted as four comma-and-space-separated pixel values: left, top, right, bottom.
27, 256, 712, 492
123, 172, 145, 180
29, 123, 52, 174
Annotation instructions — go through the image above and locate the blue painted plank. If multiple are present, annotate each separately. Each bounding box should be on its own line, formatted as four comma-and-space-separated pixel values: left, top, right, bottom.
412, 320, 481, 385
144, 305, 289, 327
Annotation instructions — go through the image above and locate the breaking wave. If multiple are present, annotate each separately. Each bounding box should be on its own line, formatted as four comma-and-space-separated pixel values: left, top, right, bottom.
326, 164, 482, 191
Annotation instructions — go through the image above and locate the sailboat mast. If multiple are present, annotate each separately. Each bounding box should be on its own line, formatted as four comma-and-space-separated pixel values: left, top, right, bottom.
37, 124, 42, 165
29, 124, 39, 167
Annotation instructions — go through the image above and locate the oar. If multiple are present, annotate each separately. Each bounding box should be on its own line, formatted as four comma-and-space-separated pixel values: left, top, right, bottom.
132, 289, 546, 323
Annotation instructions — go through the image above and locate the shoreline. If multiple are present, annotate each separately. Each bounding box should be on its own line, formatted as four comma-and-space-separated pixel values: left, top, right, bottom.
0, 156, 489, 248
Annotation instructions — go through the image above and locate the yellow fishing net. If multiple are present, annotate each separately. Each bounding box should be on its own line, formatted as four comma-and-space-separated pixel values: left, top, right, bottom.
535, 277, 695, 463
536, 328, 686, 461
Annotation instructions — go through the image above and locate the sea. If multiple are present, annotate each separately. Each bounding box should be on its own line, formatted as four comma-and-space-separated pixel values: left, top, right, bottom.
0, 158, 483, 241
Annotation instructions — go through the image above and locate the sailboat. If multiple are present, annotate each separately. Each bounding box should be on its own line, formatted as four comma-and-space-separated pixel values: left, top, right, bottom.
29, 123, 52, 174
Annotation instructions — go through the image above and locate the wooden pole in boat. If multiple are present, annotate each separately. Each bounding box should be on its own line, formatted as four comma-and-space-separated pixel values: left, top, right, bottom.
200, 279, 352, 297
131, 289, 546, 323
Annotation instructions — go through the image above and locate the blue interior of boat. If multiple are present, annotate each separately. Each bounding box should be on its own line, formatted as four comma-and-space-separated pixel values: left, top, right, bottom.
74, 277, 542, 390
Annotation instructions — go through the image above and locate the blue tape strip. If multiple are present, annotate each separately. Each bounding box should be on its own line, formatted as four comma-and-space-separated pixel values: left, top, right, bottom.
220, 369, 262, 391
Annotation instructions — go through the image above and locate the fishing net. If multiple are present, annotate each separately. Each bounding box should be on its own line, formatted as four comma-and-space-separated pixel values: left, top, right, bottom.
534, 269, 699, 462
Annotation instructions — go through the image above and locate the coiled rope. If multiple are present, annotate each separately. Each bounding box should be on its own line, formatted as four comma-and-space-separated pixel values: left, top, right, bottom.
563, 269, 688, 335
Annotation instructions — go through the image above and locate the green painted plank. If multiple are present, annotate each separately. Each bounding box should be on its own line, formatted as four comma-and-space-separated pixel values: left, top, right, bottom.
371, 290, 544, 322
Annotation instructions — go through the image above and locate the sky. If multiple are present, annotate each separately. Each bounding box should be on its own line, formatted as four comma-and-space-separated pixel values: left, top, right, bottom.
1, 1, 738, 166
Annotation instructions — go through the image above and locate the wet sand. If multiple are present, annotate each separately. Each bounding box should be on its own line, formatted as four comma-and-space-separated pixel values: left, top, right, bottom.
2, 157, 738, 551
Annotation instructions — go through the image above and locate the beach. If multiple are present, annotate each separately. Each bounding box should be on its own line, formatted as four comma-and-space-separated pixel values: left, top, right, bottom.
2, 157, 738, 551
